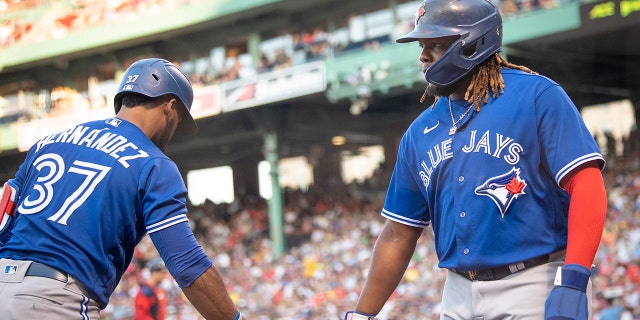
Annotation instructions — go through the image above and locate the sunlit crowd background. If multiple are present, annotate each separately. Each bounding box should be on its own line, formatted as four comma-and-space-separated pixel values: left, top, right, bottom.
2, 0, 639, 319
1, 0, 571, 125
99, 150, 640, 320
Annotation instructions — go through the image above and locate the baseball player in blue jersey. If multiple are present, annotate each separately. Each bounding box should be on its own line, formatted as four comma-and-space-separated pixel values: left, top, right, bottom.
0, 58, 243, 320
344, 0, 607, 319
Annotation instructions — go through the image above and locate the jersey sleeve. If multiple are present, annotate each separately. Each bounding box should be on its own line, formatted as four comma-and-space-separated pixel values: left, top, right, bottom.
535, 83, 605, 185
149, 223, 212, 288
139, 158, 190, 231
138, 158, 212, 287
8, 144, 38, 196
381, 134, 431, 228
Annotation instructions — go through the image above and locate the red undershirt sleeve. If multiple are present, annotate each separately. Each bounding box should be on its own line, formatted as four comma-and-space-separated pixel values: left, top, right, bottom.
560, 161, 607, 269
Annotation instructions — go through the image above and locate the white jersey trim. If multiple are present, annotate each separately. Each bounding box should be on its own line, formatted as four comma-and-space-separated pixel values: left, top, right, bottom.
146, 214, 189, 234
555, 153, 605, 185
381, 208, 430, 228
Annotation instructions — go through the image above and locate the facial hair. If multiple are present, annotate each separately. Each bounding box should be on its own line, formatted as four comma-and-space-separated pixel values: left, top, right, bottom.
424, 81, 458, 98
152, 114, 178, 152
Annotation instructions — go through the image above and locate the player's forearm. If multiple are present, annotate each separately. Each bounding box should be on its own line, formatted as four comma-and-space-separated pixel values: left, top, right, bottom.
561, 162, 607, 268
356, 221, 421, 314
356, 246, 414, 313
182, 266, 240, 320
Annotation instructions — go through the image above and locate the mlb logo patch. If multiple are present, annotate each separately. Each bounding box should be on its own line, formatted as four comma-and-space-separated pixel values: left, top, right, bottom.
4, 265, 17, 275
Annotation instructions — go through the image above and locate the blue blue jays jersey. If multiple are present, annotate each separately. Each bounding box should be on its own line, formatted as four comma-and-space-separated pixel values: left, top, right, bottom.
0, 118, 191, 308
382, 69, 605, 271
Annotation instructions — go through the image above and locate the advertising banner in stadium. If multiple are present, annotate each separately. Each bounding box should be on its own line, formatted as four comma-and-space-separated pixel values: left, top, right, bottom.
221, 61, 326, 113
190, 85, 222, 120
580, 0, 640, 27
17, 107, 114, 152
15, 85, 222, 151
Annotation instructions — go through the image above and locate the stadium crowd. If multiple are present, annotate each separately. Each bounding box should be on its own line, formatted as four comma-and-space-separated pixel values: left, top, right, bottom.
0, 0, 569, 125
0, 0, 561, 48
2, 1, 636, 318
100, 147, 640, 320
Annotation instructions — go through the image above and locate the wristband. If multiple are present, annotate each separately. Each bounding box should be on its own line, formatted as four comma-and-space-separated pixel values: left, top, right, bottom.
344, 311, 377, 320
554, 264, 590, 292
234, 311, 241, 320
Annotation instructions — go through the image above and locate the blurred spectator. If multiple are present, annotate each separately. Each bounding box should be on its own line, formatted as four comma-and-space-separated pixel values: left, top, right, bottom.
134, 260, 169, 320
500, 0, 520, 16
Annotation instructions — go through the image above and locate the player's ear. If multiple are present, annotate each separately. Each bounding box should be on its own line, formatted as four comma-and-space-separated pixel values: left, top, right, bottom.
164, 97, 185, 123
160, 97, 176, 115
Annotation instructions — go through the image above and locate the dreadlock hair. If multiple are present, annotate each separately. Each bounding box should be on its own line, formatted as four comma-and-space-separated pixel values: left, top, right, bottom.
421, 53, 537, 111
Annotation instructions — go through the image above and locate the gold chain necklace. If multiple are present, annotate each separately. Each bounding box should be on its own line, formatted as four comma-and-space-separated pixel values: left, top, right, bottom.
448, 97, 474, 135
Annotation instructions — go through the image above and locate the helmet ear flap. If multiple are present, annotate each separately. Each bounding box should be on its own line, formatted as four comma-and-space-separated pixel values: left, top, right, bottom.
463, 42, 478, 58
424, 39, 469, 86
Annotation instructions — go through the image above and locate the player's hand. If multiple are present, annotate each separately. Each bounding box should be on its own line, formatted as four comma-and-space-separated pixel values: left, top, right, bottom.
544, 264, 590, 320
344, 311, 378, 320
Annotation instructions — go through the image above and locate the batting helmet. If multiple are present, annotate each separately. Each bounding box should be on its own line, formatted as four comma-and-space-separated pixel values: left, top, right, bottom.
397, 0, 502, 86
114, 58, 197, 135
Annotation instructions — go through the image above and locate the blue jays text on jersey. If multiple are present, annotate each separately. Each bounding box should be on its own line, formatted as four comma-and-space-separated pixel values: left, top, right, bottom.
381, 69, 605, 271
419, 129, 523, 190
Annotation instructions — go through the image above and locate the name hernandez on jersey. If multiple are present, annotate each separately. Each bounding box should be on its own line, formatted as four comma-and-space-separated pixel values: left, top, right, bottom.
33, 119, 149, 168
2, 118, 189, 307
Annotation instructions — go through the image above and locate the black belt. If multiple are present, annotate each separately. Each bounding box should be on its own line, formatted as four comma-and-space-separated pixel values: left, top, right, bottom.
25, 262, 68, 282
25, 261, 98, 301
450, 250, 565, 281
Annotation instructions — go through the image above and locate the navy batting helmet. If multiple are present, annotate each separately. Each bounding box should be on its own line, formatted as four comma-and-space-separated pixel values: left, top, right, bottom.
397, 0, 502, 86
114, 58, 197, 135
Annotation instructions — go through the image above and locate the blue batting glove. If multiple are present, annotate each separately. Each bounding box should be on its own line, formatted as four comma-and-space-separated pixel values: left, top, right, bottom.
544, 264, 591, 320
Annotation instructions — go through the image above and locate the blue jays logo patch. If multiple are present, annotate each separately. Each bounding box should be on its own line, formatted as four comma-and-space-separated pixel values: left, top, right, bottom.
105, 118, 122, 127
415, 4, 426, 24
475, 167, 527, 218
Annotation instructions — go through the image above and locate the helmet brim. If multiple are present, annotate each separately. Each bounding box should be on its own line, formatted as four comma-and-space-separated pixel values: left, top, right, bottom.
175, 113, 198, 136
395, 30, 432, 43
395, 26, 461, 43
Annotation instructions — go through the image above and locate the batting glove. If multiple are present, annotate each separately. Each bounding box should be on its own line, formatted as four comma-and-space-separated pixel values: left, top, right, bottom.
544, 264, 591, 320
344, 311, 377, 320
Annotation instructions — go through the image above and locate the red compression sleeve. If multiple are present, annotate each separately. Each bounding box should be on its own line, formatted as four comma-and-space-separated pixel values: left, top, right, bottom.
560, 162, 607, 269
1, 182, 17, 216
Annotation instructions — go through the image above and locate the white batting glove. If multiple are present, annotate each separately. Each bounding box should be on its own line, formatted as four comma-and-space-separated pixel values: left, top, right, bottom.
344, 311, 377, 320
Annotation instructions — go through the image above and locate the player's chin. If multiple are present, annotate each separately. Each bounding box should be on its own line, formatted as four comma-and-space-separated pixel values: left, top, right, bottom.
153, 131, 173, 152
426, 82, 457, 98
424, 83, 445, 98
